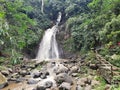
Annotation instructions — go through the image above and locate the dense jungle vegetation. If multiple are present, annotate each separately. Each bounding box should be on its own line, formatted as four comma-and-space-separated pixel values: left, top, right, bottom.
0, 0, 120, 66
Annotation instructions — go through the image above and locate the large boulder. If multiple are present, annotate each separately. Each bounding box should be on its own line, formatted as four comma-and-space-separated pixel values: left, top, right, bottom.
55, 64, 68, 74
59, 82, 71, 90
55, 73, 73, 85
70, 66, 78, 73
0, 72, 8, 89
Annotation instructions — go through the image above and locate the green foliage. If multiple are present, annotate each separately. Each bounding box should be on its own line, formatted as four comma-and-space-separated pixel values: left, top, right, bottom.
88, 0, 101, 11
0, 0, 44, 64
112, 1, 120, 15
63, 37, 75, 52
85, 50, 98, 65
5, 0, 36, 50
94, 76, 106, 90
0, 57, 5, 64
0, 0, 120, 67
99, 47, 110, 56
111, 85, 120, 90
88, 0, 120, 13
99, 15, 120, 45
10, 50, 22, 65
64, 0, 120, 56
110, 54, 120, 67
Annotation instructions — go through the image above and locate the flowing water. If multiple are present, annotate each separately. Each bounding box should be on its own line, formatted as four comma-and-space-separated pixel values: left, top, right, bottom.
2, 12, 63, 90
36, 12, 62, 60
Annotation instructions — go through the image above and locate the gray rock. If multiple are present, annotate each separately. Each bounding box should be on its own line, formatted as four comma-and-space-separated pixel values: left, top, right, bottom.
59, 82, 71, 90
77, 76, 92, 85
19, 70, 29, 76
27, 78, 40, 84
16, 78, 25, 83
70, 66, 78, 73
46, 89, 51, 90
72, 73, 78, 77
56, 64, 68, 74
1, 70, 9, 76
45, 81, 53, 88
8, 78, 16, 81
8, 68, 13, 73
76, 85, 83, 90
31, 70, 40, 78
89, 64, 98, 70
91, 80, 100, 86
86, 76, 92, 85
27, 64, 36, 69
77, 78, 87, 86
0, 73, 8, 89
11, 73, 18, 78
40, 71, 49, 79
84, 84, 91, 90
55, 73, 73, 85
36, 85, 46, 90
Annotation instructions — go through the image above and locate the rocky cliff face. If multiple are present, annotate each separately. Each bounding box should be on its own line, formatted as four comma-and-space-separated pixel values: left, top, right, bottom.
57, 24, 77, 59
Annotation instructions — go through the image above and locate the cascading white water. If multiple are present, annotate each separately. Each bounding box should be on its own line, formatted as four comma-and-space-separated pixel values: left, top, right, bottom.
36, 12, 62, 60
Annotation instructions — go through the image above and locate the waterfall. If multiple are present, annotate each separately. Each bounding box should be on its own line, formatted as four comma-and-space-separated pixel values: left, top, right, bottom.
36, 12, 62, 60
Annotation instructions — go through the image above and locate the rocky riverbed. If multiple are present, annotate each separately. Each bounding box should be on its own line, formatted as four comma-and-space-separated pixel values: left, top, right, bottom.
0, 59, 102, 90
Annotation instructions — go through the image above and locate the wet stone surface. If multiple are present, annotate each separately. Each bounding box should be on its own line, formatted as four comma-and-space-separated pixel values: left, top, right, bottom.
1, 59, 101, 90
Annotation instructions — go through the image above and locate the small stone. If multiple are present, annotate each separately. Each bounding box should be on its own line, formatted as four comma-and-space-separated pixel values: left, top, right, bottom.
51, 87, 58, 90
1, 70, 9, 76
11, 73, 17, 76
84, 84, 92, 90
16, 78, 24, 83
8, 68, 13, 73
36, 85, 46, 90
27, 64, 36, 69
45, 81, 53, 88
46, 89, 51, 90
91, 80, 100, 86
89, 64, 98, 70
86, 78, 92, 85
70, 66, 78, 73
40, 73, 47, 79
77, 78, 87, 86
27, 78, 40, 84
39, 71, 49, 79
19, 70, 29, 76
72, 73, 78, 77
104, 84, 111, 90
59, 82, 71, 90
76, 85, 83, 90
31, 70, 40, 78
8, 78, 17, 81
